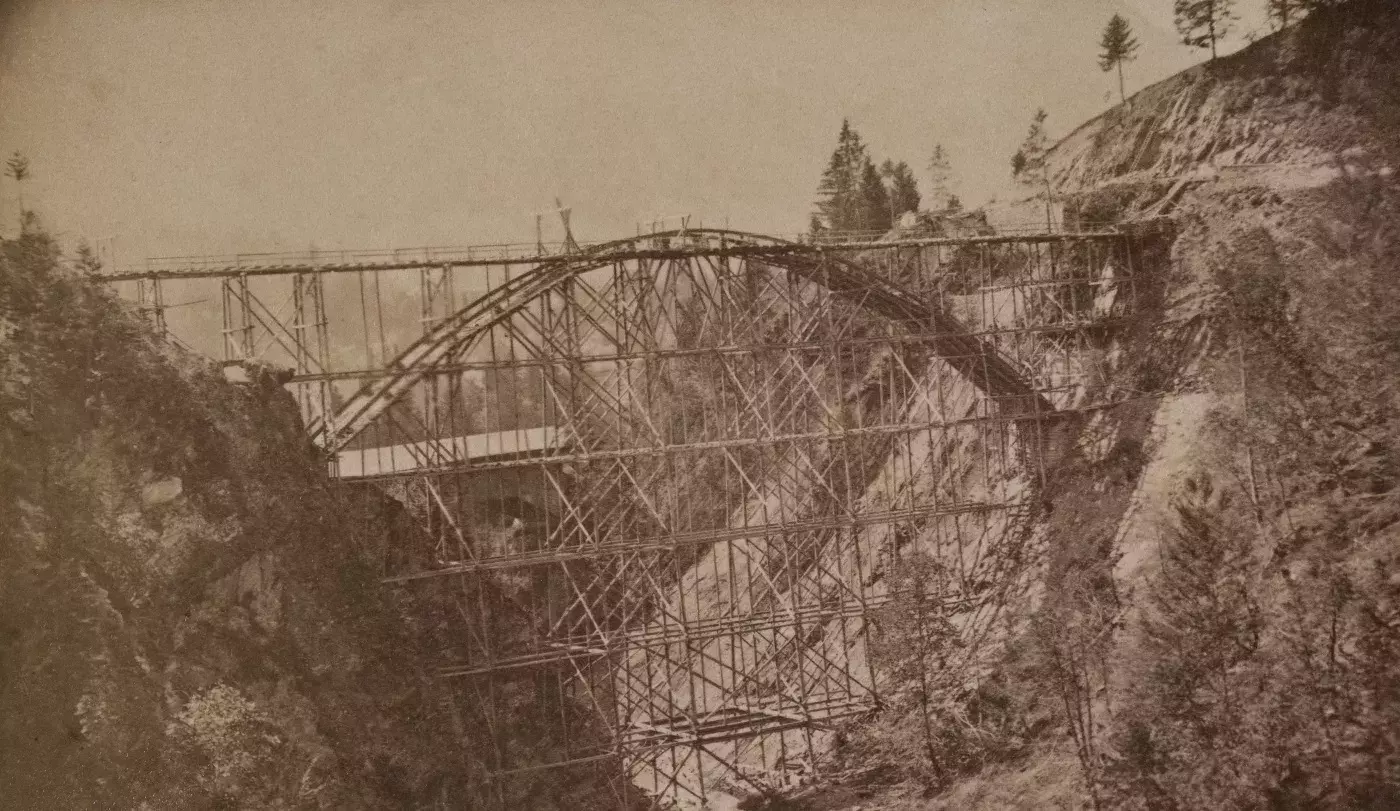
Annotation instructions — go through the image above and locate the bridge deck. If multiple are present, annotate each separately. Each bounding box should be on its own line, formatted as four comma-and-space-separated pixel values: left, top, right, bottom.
104, 230, 1124, 280
332, 426, 565, 479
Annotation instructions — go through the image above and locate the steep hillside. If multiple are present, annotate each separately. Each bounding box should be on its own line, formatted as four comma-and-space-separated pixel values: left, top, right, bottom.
797, 3, 1400, 809
0, 227, 472, 808
1011, 2, 1400, 809
1049, 0, 1400, 194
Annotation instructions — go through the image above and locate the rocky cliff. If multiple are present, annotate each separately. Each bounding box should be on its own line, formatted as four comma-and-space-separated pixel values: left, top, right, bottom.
0, 228, 471, 808
806, 3, 1400, 809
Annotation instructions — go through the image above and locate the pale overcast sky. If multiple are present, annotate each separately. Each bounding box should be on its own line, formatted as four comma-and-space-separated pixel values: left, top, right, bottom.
0, 0, 1267, 265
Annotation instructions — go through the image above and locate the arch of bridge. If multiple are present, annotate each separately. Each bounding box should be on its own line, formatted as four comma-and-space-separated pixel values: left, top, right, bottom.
314, 227, 1052, 452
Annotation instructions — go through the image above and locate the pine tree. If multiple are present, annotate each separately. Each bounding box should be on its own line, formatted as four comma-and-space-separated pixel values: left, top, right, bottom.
1011, 109, 1050, 189
870, 553, 961, 782
814, 120, 869, 233
1143, 476, 1260, 730
1098, 14, 1140, 104
1266, 0, 1306, 29
926, 144, 954, 212
859, 158, 892, 233
1173, 0, 1237, 61
881, 159, 921, 221
1012, 109, 1054, 230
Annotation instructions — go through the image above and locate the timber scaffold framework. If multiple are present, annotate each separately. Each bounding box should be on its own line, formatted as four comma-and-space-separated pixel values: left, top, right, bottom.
107, 225, 1149, 809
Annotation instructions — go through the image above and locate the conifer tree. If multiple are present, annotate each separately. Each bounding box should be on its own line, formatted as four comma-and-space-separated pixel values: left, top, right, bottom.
870, 553, 960, 781
859, 159, 892, 233
926, 144, 954, 212
1011, 109, 1050, 189
881, 159, 921, 221
1173, 0, 1237, 61
814, 120, 869, 233
1142, 476, 1260, 730
1012, 109, 1054, 229
1266, 0, 1306, 29
1098, 14, 1140, 104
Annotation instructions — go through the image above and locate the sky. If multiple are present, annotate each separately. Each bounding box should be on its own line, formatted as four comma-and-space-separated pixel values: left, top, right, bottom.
0, 0, 1270, 267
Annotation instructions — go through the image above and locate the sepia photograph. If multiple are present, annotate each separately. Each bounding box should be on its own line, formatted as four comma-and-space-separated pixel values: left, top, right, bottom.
2, 0, 1399, 808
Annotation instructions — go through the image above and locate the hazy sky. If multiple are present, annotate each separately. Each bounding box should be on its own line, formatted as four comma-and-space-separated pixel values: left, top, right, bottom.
0, 0, 1268, 265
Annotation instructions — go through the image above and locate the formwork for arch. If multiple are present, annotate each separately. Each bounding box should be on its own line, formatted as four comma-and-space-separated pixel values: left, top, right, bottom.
107, 227, 1143, 808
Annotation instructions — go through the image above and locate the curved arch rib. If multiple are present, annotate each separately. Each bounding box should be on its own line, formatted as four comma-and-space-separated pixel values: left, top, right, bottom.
314, 228, 1053, 453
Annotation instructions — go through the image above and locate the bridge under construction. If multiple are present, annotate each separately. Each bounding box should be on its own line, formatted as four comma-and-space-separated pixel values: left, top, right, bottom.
107, 224, 1163, 809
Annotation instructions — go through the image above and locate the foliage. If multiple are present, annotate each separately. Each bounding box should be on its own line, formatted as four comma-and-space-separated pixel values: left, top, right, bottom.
1268, 0, 1308, 28
870, 553, 960, 782
6, 151, 29, 183
814, 120, 871, 233
74, 241, 102, 274
1102, 496, 1400, 809
1010, 109, 1050, 189
0, 219, 633, 809
865, 553, 1034, 789
1173, 0, 1237, 60
1099, 14, 1141, 103
1142, 478, 1262, 733
171, 685, 275, 790
1098, 179, 1400, 809
860, 159, 893, 233
880, 159, 921, 220
1272, 0, 1352, 30
6, 152, 29, 230
1062, 183, 1158, 228
813, 120, 919, 234
926, 144, 955, 212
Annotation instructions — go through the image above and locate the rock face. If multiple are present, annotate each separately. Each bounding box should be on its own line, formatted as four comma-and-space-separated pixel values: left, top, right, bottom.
0, 232, 470, 808
140, 475, 183, 506
1048, 0, 1400, 193
799, 5, 1400, 809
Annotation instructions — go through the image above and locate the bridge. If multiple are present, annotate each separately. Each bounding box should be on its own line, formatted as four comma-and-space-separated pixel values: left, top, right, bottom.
108, 225, 1152, 808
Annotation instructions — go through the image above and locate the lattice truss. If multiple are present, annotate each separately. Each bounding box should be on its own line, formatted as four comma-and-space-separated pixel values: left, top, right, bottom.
107, 229, 1138, 808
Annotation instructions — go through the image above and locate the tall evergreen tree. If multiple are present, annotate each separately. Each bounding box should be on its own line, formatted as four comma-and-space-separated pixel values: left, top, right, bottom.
926, 144, 954, 212
859, 159, 892, 233
814, 119, 917, 234
1011, 108, 1050, 189
1012, 109, 1054, 229
881, 159, 921, 221
1098, 14, 1141, 104
814, 119, 869, 233
870, 553, 960, 782
1173, 0, 1237, 61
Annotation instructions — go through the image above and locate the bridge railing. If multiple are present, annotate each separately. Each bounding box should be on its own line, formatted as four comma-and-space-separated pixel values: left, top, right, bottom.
113, 223, 1126, 277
